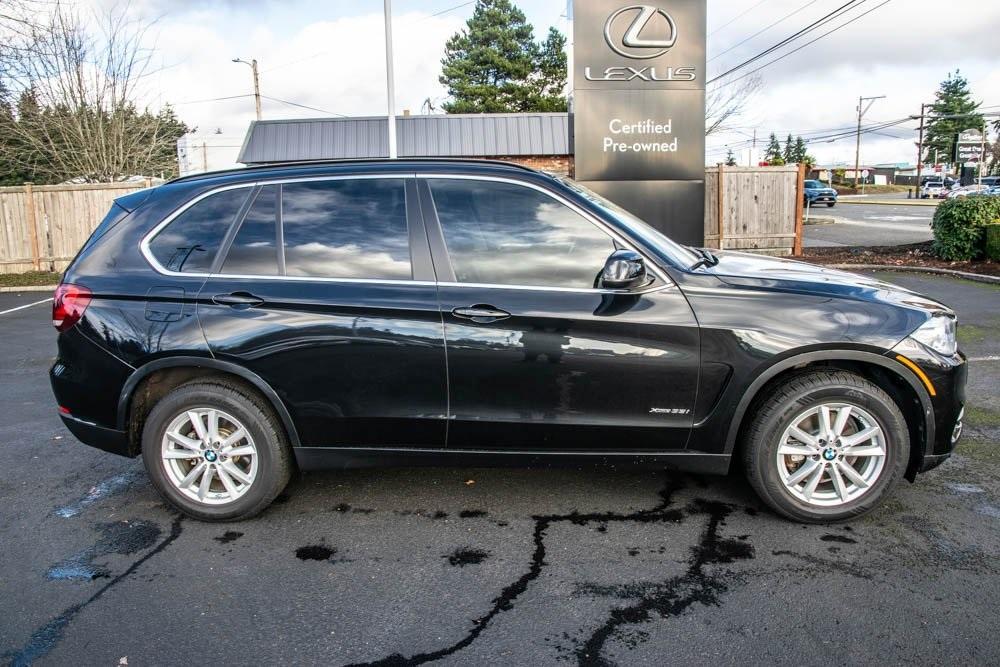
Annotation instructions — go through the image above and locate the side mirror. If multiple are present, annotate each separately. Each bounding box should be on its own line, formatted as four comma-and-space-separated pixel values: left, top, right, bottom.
600, 249, 647, 289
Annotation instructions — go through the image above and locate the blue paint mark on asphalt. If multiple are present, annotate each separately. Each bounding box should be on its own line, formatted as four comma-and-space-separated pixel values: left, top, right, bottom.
53, 471, 142, 518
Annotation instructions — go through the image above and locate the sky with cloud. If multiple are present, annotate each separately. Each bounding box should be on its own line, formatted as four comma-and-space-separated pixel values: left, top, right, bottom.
82, 0, 1000, 167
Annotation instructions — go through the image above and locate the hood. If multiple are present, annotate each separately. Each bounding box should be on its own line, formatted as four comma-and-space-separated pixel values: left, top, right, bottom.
702, 250, 951, 314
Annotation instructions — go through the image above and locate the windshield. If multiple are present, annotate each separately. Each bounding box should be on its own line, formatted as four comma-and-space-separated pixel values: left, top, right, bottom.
555, 176, 699, 267
804, 180, 823, 188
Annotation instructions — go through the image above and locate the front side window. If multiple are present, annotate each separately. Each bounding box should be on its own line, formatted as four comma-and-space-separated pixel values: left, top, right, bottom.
148, 188, 250, 273
429, 179, 616, 288
281, 179, 411, 280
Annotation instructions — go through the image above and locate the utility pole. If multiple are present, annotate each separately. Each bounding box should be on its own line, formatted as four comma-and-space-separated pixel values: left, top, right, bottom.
232, 58, 262, 120
915, 102, 926, 191
749, 128, 756, 166
854, 95, 885, 188
383, 0, 397, 159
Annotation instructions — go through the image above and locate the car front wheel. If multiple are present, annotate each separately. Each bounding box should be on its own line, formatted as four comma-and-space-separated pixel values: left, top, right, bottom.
142, 379, 293, 521
742, 371, 909, 523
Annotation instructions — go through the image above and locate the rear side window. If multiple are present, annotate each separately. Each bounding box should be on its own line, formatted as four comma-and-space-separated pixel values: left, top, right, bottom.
148, 188, 250, 273
281, 179, 411, 280
222, 185, 280, 275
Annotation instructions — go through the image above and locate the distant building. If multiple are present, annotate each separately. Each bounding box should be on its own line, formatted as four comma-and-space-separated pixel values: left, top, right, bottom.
177, 133, 247, 176
234, 113, 573, 175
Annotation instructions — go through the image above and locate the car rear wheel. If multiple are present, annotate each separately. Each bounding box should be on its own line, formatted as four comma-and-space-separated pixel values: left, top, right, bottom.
142, 379, 292, 521
742, 371, 908, 523
826, 202, 835, 208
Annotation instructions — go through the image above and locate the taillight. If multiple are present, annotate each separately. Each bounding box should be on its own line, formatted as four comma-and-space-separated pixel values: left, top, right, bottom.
52, 283, 92, 332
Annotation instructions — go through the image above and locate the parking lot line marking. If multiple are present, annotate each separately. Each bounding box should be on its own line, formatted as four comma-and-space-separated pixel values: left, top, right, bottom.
968, 355, 1000, 362
0, 297, 52, 316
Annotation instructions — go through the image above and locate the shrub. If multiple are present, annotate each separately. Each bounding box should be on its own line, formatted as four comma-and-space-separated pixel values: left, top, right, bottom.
985, 223, 1000, 261
931, 196, 1000, 260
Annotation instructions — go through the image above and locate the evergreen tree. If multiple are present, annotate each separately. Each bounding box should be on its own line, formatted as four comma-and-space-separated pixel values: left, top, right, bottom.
439, 0, 567, 113
725, 148, 737, 167
793, 136, 808, 163
531, 27, 568, 112
923, 70, 983, 165
764, 133, 785, 165
782, 133, 795, 164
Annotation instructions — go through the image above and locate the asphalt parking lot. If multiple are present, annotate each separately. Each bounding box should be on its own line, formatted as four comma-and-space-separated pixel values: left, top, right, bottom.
1, 271, 998, 666
804, 195, 937, 247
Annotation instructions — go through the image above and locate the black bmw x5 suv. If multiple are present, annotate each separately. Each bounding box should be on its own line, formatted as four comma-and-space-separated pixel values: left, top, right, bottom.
50, 159, 966, 523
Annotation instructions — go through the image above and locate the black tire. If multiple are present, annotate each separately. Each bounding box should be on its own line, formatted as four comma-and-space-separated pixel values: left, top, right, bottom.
826, 202, 835, 208
141, 379, 293, 521
741, 371, 908, 523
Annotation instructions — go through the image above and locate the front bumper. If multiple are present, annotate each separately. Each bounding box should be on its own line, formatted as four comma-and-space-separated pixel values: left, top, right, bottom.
889, 337, 967, 472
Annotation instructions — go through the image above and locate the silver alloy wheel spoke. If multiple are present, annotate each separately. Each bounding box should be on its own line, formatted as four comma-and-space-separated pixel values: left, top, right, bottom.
836, 459, 869, 487
786, 458, 821, 486
828, 462, 849, 502
776, 402, 887, 508
842, 445, 885, 457
168, 432, 202, 452
161, 407, 258, 506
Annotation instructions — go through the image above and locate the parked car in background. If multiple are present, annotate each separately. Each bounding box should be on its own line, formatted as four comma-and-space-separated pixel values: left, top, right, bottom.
946, 184, 990, 199
984, 186, 1000, 197
976, 176, 999, 189
920, 181, 947, 199
803, 180, 838, 207
50, 159, 967, 524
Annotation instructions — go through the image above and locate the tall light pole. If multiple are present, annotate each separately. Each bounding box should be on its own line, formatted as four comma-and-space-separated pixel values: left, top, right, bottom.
232, 58, 262, 120
383, 0, 397, 159
853, 94, 885, 188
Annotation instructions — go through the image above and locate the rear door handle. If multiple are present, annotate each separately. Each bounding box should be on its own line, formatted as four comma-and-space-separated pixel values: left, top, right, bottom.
451, 305, 511, 323
212, 292, 264, 308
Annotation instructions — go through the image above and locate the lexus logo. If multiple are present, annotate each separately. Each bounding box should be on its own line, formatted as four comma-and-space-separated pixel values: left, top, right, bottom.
604, 5, 678, 59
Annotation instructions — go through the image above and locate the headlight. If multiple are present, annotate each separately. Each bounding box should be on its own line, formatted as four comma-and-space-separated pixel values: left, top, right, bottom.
910, 314, 957, 356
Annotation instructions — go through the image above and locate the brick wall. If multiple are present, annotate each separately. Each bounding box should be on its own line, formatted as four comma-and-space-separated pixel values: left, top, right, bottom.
491, 155, 574, 177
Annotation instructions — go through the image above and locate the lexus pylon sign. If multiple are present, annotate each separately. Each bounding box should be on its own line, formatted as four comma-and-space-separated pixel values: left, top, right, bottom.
574, 1, 707, 245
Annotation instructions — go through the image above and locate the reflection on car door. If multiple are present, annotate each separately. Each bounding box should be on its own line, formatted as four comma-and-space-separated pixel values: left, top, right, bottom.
197, 177, 447, 448
419, 176, 700, 451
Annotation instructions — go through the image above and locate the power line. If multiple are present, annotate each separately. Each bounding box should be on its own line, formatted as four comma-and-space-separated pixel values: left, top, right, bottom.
260, 95, 348, 117
709, 0, 862, 84
709, 0, 822, 64
708, 0, 772, 37
710, 0, 893, 88
176, 94, 253, 105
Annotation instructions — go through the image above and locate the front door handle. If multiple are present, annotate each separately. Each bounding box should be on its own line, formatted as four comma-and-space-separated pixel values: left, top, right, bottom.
212, 292, 264, 308
451, 305, 511, 324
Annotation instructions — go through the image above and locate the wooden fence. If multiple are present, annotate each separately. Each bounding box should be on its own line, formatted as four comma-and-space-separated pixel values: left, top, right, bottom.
704, 164, 804, 256
0, 181, 151, 274
0, 167, 804, 275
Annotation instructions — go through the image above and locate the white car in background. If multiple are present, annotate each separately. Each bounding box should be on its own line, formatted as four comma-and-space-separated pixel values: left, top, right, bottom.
946, 184, 990, 199
920, 181, 946, 198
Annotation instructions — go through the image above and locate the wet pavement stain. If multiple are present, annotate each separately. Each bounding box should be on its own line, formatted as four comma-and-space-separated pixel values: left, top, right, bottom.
446, 548, 490, 567
46, 521, 161, 582
343, 476, 756, 667
5, 516, 184, 667
821, 534, 858, 544
458, 510, 488, 518
214, 531, 244, 544
296, 545, 336, 561
52, 471, 143, 518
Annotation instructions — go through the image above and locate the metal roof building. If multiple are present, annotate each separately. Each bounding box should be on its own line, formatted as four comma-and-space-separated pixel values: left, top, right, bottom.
236, 113, 571, 164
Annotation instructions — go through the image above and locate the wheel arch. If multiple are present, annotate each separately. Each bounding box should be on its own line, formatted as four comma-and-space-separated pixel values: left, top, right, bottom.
724, 350, 934, 480
117, 356, 301, 454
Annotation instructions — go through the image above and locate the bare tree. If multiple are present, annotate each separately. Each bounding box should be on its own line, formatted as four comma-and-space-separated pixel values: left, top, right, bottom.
705, 75, 761, 137
1, 1, 187, 183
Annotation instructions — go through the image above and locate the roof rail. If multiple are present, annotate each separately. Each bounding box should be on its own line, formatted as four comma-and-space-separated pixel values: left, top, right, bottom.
167, 157, 538, 185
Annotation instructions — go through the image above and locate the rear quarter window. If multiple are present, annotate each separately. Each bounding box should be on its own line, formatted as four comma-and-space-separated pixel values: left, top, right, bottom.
147, 188, 251, 273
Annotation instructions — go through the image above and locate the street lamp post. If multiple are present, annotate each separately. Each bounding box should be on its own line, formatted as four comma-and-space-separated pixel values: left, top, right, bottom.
232, 58, 262, 121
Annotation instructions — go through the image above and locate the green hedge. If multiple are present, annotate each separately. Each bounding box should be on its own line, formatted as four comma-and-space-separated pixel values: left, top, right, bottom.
931, 196, 1000, 260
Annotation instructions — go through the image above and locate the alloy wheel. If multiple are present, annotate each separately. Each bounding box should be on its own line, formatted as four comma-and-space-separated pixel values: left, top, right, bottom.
160, 407, 259, 505
776, 402, 887, 507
